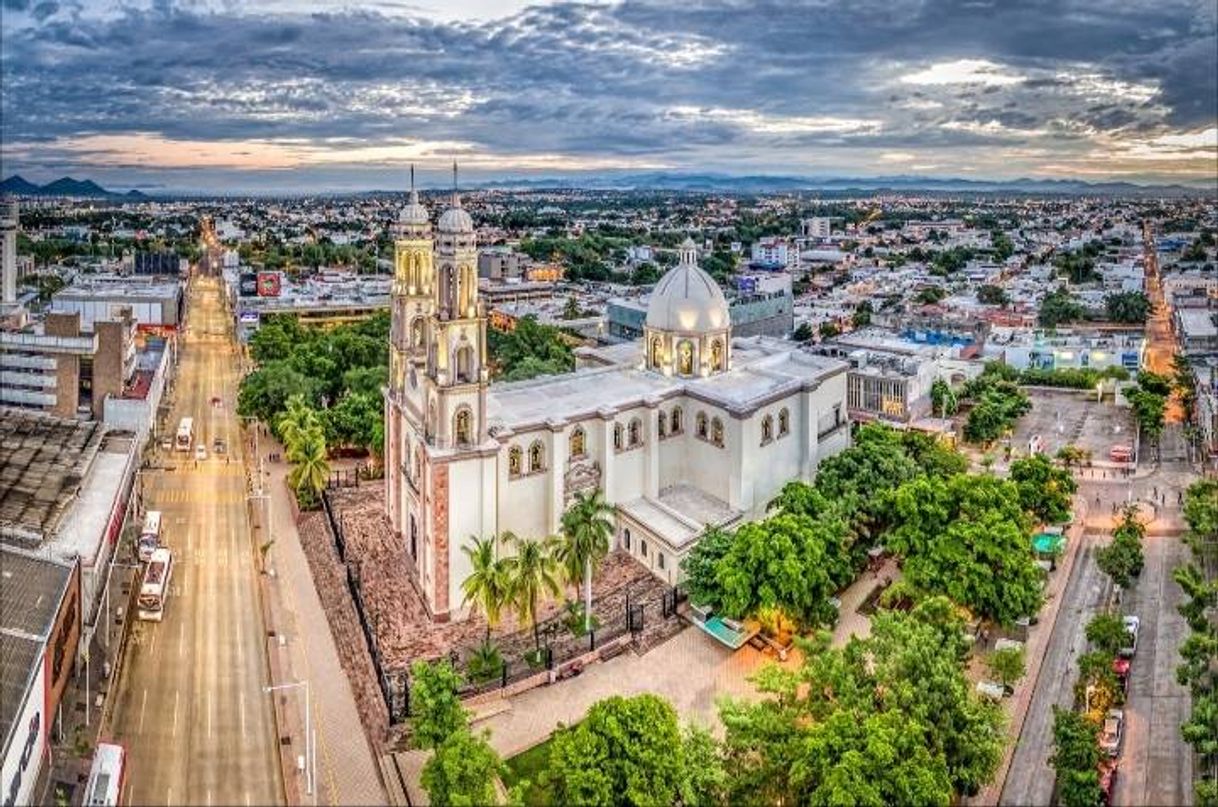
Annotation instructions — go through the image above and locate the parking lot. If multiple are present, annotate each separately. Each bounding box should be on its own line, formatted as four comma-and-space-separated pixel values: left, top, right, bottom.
1010, 389, 1135, 462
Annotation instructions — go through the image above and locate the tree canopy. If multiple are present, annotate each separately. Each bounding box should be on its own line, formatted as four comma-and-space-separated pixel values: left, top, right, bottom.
1009, 454, 1077, 524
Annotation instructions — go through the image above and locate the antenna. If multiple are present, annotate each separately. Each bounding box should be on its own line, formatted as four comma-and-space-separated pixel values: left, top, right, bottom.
452, 160, 458, 192
410, 164, 415, 193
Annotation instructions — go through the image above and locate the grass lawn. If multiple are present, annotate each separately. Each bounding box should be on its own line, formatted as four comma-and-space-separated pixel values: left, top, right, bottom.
503, 737, 555, 807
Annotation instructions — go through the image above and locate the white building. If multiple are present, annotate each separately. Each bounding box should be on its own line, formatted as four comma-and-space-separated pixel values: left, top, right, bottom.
384, 190, 851, 621
751, 237, 797, 269
802, 217, 832, 239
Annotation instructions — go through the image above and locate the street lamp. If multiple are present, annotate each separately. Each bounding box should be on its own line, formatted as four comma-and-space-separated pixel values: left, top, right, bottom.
264, 680, 315, 803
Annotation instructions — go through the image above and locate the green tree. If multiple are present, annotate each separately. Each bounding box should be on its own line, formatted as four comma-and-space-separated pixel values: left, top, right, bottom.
977, 284, 1010, 306
931, 378, 958, 416
1104, 291, 1152, 323
680, 526, 736, 612
505, 534, 563, 648
679, 724, 728, 807
460, 535, 512, 640
409, 660, 467, 750
237, 362, 322, 424
1009, 454, 1077, 524
547, 694, 686, 807
421, 728, 509, 807
1050, 707, 1102, 807
557, 490, 615, 632
1039, 287, 1088, 328
819, 321, 841, 340
987, 646, 1026, 691
1085, 612, 1129, 656
793, 322, 816, 342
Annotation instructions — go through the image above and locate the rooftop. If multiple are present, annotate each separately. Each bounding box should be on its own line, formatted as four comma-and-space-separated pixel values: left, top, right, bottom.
0, 546, 74, 753
0, 412, 105, 544
1178, 309, 1218, 339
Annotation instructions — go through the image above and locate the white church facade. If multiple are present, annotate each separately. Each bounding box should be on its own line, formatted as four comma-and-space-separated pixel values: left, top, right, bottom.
384, 183, 851, 622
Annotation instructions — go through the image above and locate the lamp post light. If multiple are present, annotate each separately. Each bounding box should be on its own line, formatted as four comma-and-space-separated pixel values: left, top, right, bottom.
264, 680, 314, 803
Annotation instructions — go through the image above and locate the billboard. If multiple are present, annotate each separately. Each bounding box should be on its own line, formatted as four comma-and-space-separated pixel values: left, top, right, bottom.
257, 272, 281, 297
239, 310, 260, 325
239, 273, 258, 296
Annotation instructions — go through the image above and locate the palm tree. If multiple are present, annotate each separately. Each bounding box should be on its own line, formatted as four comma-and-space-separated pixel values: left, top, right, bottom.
461, 534, 511, 640
505, 534, 562, 649
558, 490, 616, 632
286, 428, 329, 503
278, 394, 322, 461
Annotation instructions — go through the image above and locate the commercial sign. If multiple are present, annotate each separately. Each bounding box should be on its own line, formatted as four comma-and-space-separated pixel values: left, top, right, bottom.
257, 272, 281, 297
239, 310, 260, 326
239, 273, 258, 296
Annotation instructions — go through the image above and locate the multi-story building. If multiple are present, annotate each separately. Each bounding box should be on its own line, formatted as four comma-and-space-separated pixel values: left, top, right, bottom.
477, 246, 529, 281
989, 327, 1146, 373
802, 217, 832, 239
750, 237, 796, 269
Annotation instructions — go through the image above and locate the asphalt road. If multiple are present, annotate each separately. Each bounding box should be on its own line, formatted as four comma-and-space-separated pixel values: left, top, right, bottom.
106, 275, 282, 805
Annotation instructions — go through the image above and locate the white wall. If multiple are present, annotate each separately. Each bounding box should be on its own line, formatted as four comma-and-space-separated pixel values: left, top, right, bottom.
1, 650, 47, 807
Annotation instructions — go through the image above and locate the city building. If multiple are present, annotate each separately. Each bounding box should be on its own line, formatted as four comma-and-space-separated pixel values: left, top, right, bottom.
477, 246, 529, 281
132, 251, 187, 277
383, 188, 851, 621
51, 278, 183, 332
0, 546, 80, 807
1176, 308, 1218, 356
750, 237, 797, 270
989, 327, 1146, 373
0, 413, 138, 653
802, 217, 832, 239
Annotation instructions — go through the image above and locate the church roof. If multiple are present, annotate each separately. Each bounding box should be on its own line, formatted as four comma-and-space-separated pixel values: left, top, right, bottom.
645, 238, 729, 334
437, 192, 474, 233
398, 189, 430, 228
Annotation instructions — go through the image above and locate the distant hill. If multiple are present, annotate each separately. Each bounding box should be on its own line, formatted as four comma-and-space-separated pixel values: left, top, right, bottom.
0, 175, 147, 199
467, 171, 1214, 197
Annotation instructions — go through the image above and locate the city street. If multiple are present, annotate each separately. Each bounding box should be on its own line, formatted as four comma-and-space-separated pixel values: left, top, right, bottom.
104, 275, 282, 805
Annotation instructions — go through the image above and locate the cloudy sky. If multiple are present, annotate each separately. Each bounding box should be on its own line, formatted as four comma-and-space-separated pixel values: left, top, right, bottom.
1, 0, 1216, 192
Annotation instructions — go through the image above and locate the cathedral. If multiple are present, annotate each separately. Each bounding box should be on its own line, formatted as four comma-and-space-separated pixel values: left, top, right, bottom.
383, 178, 852, 622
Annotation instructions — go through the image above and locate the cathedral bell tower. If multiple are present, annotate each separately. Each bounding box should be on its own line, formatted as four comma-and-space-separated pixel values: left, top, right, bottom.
390, 166, 434, 395
423, 163, 488, 450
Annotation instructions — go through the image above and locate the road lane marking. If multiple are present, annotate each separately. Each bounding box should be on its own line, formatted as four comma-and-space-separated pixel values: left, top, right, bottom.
148, 631, 157, 657
173, 689, 180, 737
166, 787, 173, 807
207, 790, 212, 806
245, 792, 251, 806
208, 690, 213, 738
138, 689, 147, 733
179, 621, 185, 657
240, 690, 246, 735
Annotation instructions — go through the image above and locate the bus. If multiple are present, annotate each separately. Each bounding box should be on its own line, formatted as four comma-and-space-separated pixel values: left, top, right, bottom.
137, 548, 174, 622
1109, 444, 1134, 463
136, 510, 162, 563
85, 742, 126, 806
175, 417, 194, 452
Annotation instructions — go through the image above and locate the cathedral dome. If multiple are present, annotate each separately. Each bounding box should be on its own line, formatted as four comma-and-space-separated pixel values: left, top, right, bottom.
437, 193, 474, 234
645, 238, 730, 334
399, 189, 429, 228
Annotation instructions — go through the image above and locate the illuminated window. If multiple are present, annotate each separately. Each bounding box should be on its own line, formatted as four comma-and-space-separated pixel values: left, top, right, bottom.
508, 446, 523, 478
454, 408, 473, 446
711, 417, 724, 447
570, 426, 586, 458
529, 440, 546, 473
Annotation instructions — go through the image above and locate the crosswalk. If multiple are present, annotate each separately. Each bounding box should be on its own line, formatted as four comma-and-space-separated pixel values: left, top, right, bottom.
144, 489, 249, 505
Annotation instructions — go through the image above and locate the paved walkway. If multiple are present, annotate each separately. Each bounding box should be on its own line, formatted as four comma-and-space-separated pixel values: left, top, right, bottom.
481, 557, 900, 757
261, 458, 386, 805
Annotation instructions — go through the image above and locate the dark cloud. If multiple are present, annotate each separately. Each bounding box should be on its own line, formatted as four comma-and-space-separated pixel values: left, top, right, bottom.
0, 0, 1213, 185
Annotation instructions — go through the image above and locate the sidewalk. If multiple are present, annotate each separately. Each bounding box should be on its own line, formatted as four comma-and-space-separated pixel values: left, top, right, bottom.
252, 440, 386, 806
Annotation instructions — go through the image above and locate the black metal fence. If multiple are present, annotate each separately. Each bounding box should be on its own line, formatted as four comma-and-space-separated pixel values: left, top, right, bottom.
319, 489, 685, 728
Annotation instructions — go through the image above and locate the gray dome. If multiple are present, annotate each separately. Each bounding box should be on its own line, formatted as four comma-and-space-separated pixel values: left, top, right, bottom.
438, 193, 474, 233
399, 189, 429, 227
645, 239, 730, 333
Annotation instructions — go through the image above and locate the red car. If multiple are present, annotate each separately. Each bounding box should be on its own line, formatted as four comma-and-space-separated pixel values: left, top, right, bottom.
1112, 657, 1131, 696
1098, 758, 1118, 806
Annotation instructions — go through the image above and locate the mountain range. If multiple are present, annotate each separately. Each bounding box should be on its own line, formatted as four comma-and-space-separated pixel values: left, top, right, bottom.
0, 175, 147, 199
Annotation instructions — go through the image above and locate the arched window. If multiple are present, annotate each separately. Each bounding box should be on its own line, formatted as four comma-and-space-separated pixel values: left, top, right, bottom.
761, 415, 774, 444
710, 339, 724, 372
778, 407, 790, 437
629, 418, 642, 447
711, 417, 724, 447
614, 423, 624, 451
569, 426, 586, 458
623, 528, 631, 551
454, 344, 474, 383
678, 341, 695, 375
454, 408, 473, 447
650, 336, 663, 368
671, 406, 683, 434
410, 317, 424, 347
508, 445, 523, 478
696, 412, 708, 439
529, 440, 545, 473
658, 411, 668, 438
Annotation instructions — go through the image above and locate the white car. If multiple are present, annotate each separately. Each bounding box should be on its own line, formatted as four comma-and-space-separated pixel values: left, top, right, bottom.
194, 445, 208, 461
1099, 708, 1124, 757
1120, 615, 1140, 658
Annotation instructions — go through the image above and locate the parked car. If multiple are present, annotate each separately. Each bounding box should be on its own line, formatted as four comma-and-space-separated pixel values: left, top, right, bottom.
160, 438, 173, 452
194, 445, 208, 461
213, 437, 226, 454
1099, 708, 1124, 757
1120, 615, 1140, 658
1113, 657, 1131, 696
1098, 759, 1119, 806
976, 680, 1006, 702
